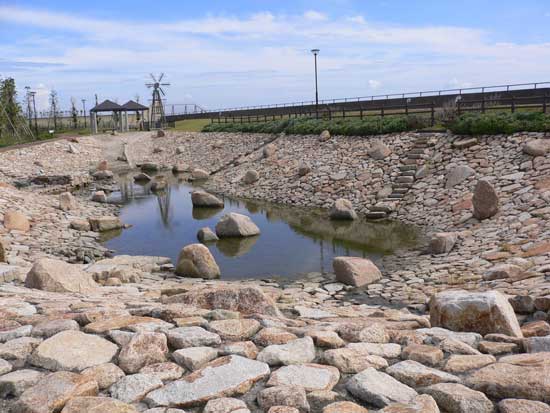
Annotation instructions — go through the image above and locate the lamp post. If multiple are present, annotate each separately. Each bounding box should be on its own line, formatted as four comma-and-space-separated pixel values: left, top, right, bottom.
311, 49, 320, 117
81, 99, 87, 128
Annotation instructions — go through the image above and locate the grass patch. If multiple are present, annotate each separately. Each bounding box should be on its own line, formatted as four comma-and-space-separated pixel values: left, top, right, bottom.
174, 119, 212, 132
449, 112, 550, 135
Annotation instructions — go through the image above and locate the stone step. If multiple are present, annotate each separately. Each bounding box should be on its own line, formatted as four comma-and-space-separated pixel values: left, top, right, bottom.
396, 176, 415, 184
399, 165, 417, 172
408, 148, 428, 155
365, 211, 388, 220
402, 158, 421, 165
394, 183, 413, 189
407, 153, 428, 160
387, 193, 405, 199
401, 171, 416, 177
393, 188, 409, 194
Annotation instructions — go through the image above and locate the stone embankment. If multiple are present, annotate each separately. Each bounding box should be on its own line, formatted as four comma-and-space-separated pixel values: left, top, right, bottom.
0, 130, 550, 411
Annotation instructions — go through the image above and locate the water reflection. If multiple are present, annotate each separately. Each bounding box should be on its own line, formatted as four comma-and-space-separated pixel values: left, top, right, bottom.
103, 172, 421, 279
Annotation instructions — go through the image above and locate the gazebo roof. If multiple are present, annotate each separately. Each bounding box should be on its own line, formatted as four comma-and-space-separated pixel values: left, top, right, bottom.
121, 100, 149, 111
90, 99, 124, 112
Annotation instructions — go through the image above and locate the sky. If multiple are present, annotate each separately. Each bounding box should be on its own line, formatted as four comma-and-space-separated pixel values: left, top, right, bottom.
1, 0, 550, 112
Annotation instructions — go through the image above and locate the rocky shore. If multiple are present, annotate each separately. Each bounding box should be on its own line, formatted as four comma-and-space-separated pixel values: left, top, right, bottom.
0, 130, 550, 412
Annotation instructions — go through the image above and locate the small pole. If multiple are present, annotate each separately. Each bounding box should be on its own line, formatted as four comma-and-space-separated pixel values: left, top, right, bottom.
81, 99, 87, 128
311, 49, 320, 117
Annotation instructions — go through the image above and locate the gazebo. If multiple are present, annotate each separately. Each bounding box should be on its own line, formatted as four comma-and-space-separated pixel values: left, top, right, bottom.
89, 99, 149, 134
121, 100, 149, 131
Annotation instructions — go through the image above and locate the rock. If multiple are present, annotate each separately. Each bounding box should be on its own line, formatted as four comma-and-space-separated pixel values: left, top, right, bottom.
191, 191, 224, 208
421, 383, 494, 413
369, 141, 392, 160
219, 341, 259, 359
472, 180, 499, 220
30, 330, 118, 372
89, 216, 123, 231
498, 399, 550, 413
118, 332, 168, 374
402, 344, 444, 367
0, 238, 7, 262
254, 328, 298, 346
67, 143, 79, 154
346, 367, 417, 408
319, 130, 331, 141
81, 363, 125, 390
257, 337, 316, 366
429, 290, 523, 338
172, 346, 218, 371
92, 170, 114, 180
0, 337, 41, 362
307, 331, 344, 349
466, 355, 550, 402
167, 327, 221, 349
166, 285, 281, 317
197, 227, 219, 243
3, 210, 30, 232
141, 162, 159, 172
25, 258, 98, 293
267, 363, 340, 391
191, 168, 210, 180
523, 139, 550, 156
348, 342, 401, 358
524, 320, 550, 338
15, 371, 99, 413
156, 129, 165, 138
323, 348, 388, 373
386, 360, 460, 388
329, 198, 357, 220
0, 369, 44, 398
333, 256, 382, 287
298, 163, 311, 176
84, 316, 170, 334
175, 244, 220, 279
338, 323, 389, 343
483, 264, 525, 281
139, 362, 185, 382
258, 385, 309, 412
61, 397, 138, 412
268, 407, 297, 413
445, 165, 475, 189
59, 192, 77, 211
381, 395, 440, 413
110, 373, 163, 404
444, 355, 495, 373
323, 401, 368, 413
523, 337, 550, 352
134, 172, 152, 182
510, 295, 536, 314
208, 319, 261, 341
97, 160, 108, 170
31, 319, 79, 338
264, 144, 276, 158
0, 358, 11, 375
203, 397, 249, 413
215, 213, 260, 237
92, 190, 107, 203
416, 327, 482, 348
428, 232, 458, 254
70, 219, 91, 231
145, 355, 270, 407
151, 179, 167, 191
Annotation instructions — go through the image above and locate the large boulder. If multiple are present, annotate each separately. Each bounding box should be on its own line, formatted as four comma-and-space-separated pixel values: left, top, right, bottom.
89, 216, 123, 232
369, 142, 392, 160
243, 170, 259, 184
472, 180, 499, 220
333, 257, 382, 287
421, 383, 493, 413
319, 130, 331, 142
445, 165, 475, 189
25, 258, 98, 293
30, 331, 118, 372
263, 143, 277, 158
428, 232, 458, 254
59, 192, 77, 211
118, 332, 168, 373
175, 244, 220, 279
329, 199, 357, 220
144, 356, 270, 407
165, 285, 281, 317
523, 139, 550, 156
429, 290, 523, 338
191, 191, 224, 208
3, 210, 30, 232
257, 337, 316, 366
192, 168, 210, 180
215, 213, 260, 238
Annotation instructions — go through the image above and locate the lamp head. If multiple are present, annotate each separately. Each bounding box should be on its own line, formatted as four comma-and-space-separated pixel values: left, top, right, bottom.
311, 49, 320, 55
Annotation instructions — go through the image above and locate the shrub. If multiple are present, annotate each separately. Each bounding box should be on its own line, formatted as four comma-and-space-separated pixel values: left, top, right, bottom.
449, 112, 550, 135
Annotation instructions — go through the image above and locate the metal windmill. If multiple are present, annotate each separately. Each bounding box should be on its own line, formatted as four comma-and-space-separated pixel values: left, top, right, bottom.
146, 73, 170, 129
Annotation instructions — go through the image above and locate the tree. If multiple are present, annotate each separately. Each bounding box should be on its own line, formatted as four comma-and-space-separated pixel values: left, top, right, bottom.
0, 77, 22, 137
70, 97, 78, 129
49, 89, 59, 130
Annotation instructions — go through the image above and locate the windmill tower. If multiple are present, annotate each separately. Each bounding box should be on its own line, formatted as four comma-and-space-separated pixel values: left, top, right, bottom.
146, 73, 170, 129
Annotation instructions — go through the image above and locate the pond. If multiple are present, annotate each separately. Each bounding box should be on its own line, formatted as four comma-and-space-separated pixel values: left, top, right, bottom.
102, 172, 421, 280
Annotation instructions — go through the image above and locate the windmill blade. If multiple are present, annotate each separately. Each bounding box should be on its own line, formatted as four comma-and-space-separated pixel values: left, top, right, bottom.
158, 73, 165, 82
150, 73, 157, 82
161, 83, 170, 86
159, 88, 166, 96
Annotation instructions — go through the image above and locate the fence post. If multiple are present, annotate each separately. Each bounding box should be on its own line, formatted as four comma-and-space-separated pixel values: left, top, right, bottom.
457, 101, 461, 116
381, 104, 384, 118
405, 100, 408, 116
544, 95, 548, 114
511, 97, 515, 113
481, 95, 485, 113
431, 101, 435, 126
360, 107, 363, 120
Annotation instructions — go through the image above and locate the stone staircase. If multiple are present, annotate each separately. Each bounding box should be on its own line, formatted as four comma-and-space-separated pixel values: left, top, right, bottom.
366, 135, 431, 219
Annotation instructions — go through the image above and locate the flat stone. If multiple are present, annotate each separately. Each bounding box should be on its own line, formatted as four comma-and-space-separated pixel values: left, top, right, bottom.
3, 210, 30, 232
15, 371, 99, 413
421, 383, 494, 413
257, 385, 309, 412
30, 330, 118, 372
25, 258, 98, 293
84, 316, 171, 334
416, 328, 482, 348
219, 341, 259, 359
267, 363, 340, 391
118, 332, 168, 373
257, 337, 315, 366
346, 367, 418, 408
0, 369, 44, 398
254, 328, 298, 346
445, 165, 475, 189
381, 395, 440, 413
89, 216, 123, 232
31, 319, 80, 338
307, 330, 345, 349
443, 355, 495, 373
522, 321, 550, 337
429, 290, 523, 338
208, 319, 261, 341
402, 344, 443, 366
0, 325, 32, 343
347, 342, 402, 358
323, 401, 368, 413
81, 363, 125, 390
333, 256, 382, 287
173, 347, 218, 371
144, 355, 270, 407
524, 337, 550, 353
167, 327, 221, 349
139, 362, 185, 382
110, 373, 163, 404
60, 396, 139, 413
323, 347, 388, 373
386, 360, 460, 388
0, 337, 41, 361
498, 399, 550, 413
478, 340, 517, 355
428, 232, 458, 255
203, 397, 249, 413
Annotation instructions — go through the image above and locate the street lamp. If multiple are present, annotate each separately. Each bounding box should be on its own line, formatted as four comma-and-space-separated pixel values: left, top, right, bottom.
311, 49, 320, 115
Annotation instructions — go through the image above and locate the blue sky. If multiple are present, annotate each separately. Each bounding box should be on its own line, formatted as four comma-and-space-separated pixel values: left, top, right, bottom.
1, 0, 549, 111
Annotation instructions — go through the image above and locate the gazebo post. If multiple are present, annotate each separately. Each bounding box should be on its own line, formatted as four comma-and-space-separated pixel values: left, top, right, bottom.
90, 112, 97, 134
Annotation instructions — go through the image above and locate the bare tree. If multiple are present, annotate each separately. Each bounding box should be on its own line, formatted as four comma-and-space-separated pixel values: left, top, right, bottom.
70, 97, 78, 129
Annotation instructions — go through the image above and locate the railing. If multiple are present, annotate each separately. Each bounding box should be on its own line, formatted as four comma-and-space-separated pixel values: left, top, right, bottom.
170, 81, 550, 116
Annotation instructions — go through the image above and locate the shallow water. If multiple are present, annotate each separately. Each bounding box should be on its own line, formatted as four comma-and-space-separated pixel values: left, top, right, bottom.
103, 172, 421, 279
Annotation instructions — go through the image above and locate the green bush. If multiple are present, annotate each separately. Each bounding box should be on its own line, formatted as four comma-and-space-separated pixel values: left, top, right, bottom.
202, 115, 431, 136
449, 112, 550, 135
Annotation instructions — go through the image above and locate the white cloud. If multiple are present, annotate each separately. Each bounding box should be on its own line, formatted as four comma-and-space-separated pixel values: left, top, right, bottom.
304, 10, 328, 21
348, 15, 366, 24
368, 80, 382, 90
